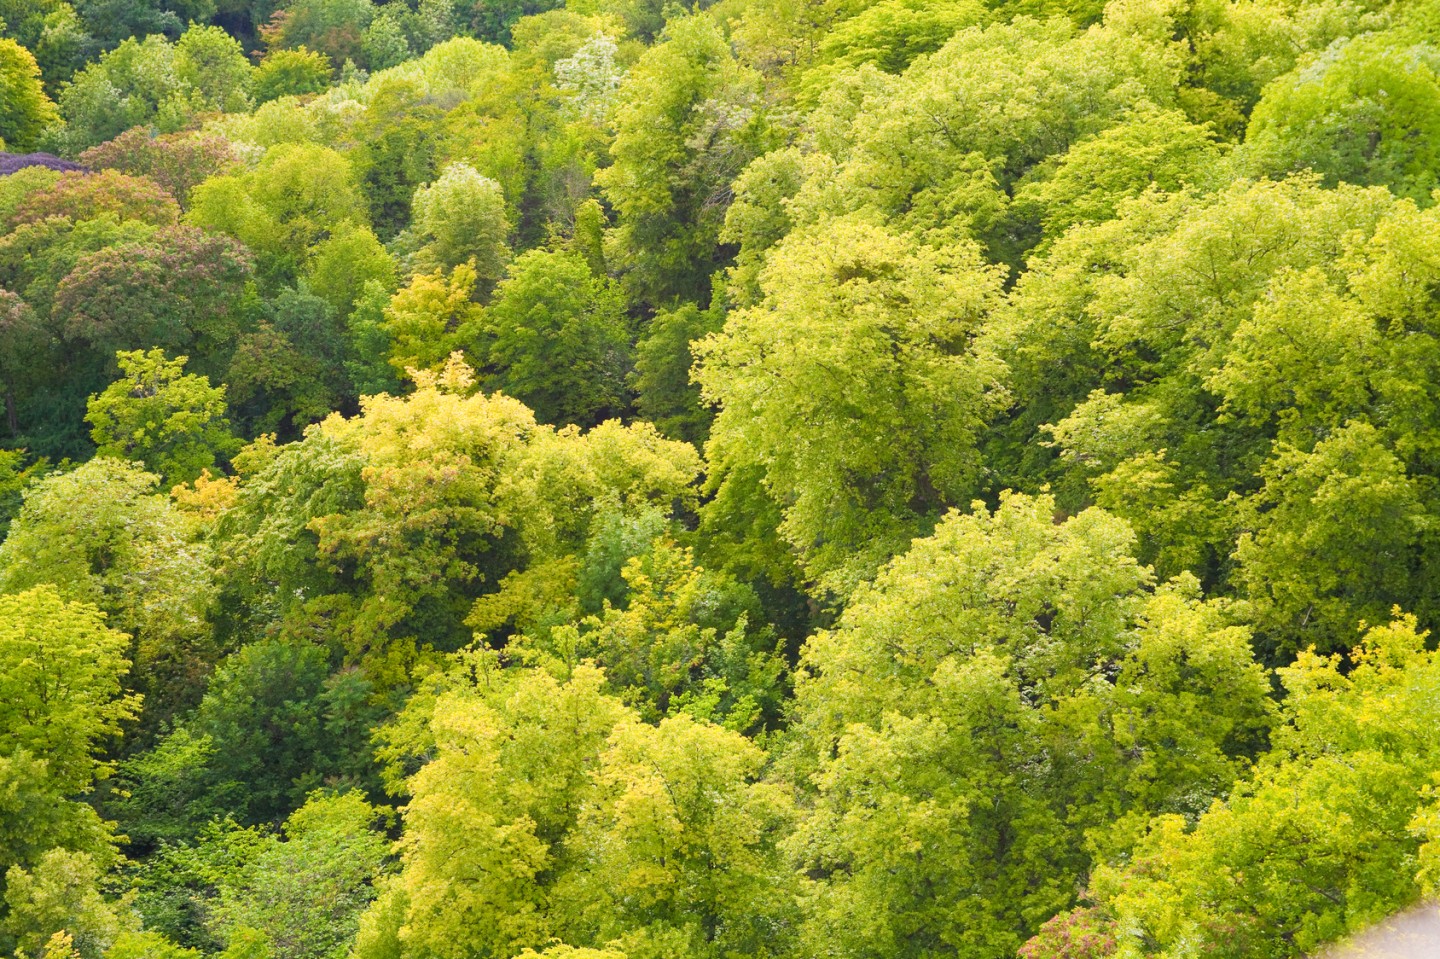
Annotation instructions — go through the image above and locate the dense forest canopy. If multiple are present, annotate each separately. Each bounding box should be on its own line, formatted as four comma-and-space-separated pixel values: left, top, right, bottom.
3, 0, 1440, 957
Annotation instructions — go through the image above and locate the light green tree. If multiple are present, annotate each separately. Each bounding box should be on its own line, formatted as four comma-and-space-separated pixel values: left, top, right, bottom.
1088, 613, 1440, 958
555, 713, 798, 959
1233, 422, 1427, 657
174, 24, 253, 114
359, 661, 795, 959
0, 585, 137, 794
0, 39, 58, 152
2, 849, 131, 959
1013, 105, 1224, 247
0, 587, 138, 956
1242, 35, 1440, 203
357, 665, 628, 959
187, 143, 367, 286
207, 792, 391, 959
595, 12, 770, 304
695, 216, 1007, 592
0, 459, 215, 724
786, 492, 1272, 959
410, 163, 511, 283
86, 349, 239, 487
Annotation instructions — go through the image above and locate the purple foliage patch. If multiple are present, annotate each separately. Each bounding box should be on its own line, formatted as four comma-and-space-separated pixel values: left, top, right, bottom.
0, 153, 87, 176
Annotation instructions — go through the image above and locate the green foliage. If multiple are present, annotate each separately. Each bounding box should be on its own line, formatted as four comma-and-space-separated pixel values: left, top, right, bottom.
86, 349, 238, 486
52, 223, 253, 426
631, 302, 720, 446
302, 221, 396, 322
8, 170, 179, 230
409, 162, 511, 281
53, 36, 193, 153
174, 24, 252, 113
78, 130, 242, 208
0, 459, 216, 724
0, 448, 46, 539
1243, 34, 1440, 202
511, 535, 786, 732
187, 143, 366, 285
0, 39, 58, 151
207, 792, 390, 959
261, 0, 375, 67
8, 6, 1440, 959
358, 662, 795, 959
1091, 614, 1440, 958
2, 848, 131, 959
785, 492, 1272, 959
0, 586, 138, 794
696, 216, 1006, 592
596, 13, 770, 304
214, 359, 700, 689
798, 0, 986, 98
1014, 105, 1225, 247
482, 248, 629, 426
251, 48, 333, 104
185, 638, 381, 825
1233, 422, 1428, 657
380, 265, 486, 376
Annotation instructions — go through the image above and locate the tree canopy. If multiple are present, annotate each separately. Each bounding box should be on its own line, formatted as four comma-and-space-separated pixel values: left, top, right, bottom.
4, 1, 1440, 957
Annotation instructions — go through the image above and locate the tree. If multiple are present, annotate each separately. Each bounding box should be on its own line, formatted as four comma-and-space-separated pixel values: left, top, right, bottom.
1013, 105, 1224, 248
360, 11, 410, 70
186, 143, 366, 286
0, 752, 116, 942
0, 39, 58, 152
0, 0, 90, 91
631, 303, 721, 446
347, 75, 443, 240
509, 536, 785, 733
0, 448, 47, 539
53, 224, 254, 388
7, 170, 179, 230
1, 848, 131, 959
595, 13, 771, 305
207, 791, 390, 959
260, 0, 375, 68
358, 661, 794, 959
0, 588, 135, 953
0, 586, 138, 794
459, 0, 564, 44
798, 0, 986, 98
785, 493, 1271, 959
409, 162, 511, 283
251, 47, 332, 104
694, 216, 1007, 592
357, 665, 629, 959
174, 24, 253, 114
214, 357, 700, 689
85, 349, 238, 487
302, 221, 397, 323
1089, 614, 1440, 958
381, 265, 486, 377
53, 36, 191, 153
1018, 177, 1401, 581
78, 129, 242, 208
482, 248, 630, 427
556, 713, 798, 959
177, 638, 381, 826
1242, 35, 1440, 203
1233, 422, 1429, 658
0, 459, 216, 725
0, 290, 51, 439
768, 6, 1191, 265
